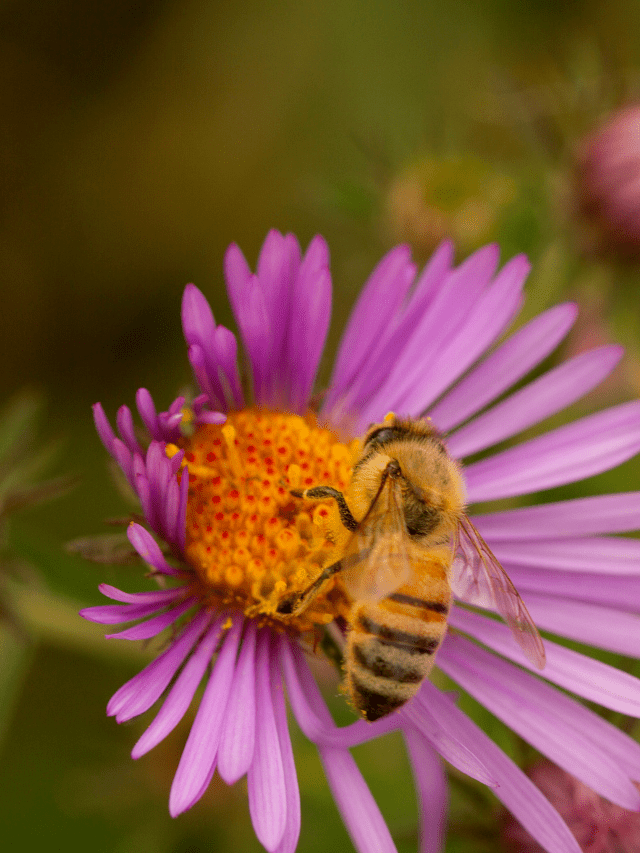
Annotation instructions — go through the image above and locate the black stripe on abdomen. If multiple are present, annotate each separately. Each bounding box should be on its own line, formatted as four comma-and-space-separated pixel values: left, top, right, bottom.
388, 592, 449, 614
348, 678, 405, 721
357, 614, 440, 654
352, 645, 424, 683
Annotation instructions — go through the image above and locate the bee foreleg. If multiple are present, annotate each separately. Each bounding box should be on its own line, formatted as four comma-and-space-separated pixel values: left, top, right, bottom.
276, 558, 343, 615
290, 486, 358, 532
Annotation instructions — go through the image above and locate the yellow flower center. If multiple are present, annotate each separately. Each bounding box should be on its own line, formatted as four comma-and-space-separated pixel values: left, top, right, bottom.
169, 408, 359, 635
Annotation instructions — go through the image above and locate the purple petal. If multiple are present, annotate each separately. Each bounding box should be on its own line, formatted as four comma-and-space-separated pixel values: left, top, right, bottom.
507, 566, 640, 611
247, 629, 287, 852
329, 245, 416, 402
490, 535, 640, 574
107, 609, 213, 723
131, 613, 227, 759
356, 245, 501, 425
523, 594, 640, 657
106, 597, 197, 640
287, 265, 331, 413
415, 683, 582, 853
280, 638, 399, 747
465, 401, 640, 502
474, 492, 640, 540
449, 608, 640, 715
439, 635, 640, 809
187, 343, 224, 410
394, 253, 528, 417
281, 639, 397, 852
270, 637, 301, 853
401, 695, 497, 786
217, 620, 258, 784
135, 388, 158, 436
92, 403, 117, 455
80, 601, 166, 625
96, 583, 184, 605
127, 523, 178, 575
182, 283, 217, 348
319, 747, 398, 853
116, 405, 142, 455
447, 345, 622, 458
169, 614, 243, 816
324, 243, 453, 423
429, 302, 578, 431
403, 725, 447, 853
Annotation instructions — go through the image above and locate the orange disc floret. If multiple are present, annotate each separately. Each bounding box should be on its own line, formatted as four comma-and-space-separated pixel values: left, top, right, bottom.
174, 408, 357, 634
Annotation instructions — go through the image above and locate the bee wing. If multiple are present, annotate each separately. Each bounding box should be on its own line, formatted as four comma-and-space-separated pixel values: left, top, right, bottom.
452, 515, 546, 669
341, 478, 412, 602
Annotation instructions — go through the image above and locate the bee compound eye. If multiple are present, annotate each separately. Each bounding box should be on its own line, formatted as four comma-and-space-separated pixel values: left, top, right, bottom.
369, 428, 395, 445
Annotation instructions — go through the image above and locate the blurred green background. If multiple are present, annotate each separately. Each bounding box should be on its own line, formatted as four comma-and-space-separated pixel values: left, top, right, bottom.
3, 1, 640, 851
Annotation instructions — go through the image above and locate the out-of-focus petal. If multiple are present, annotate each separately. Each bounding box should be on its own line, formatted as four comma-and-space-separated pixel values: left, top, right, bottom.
439, 635, 640, 809
403, 725, 448, 853
415, 684, 582, 853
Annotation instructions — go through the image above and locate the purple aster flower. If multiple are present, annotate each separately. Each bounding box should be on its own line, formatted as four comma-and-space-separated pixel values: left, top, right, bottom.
576, 103, 640, 257
82, 230, 640, 853
502, 760, 640, 852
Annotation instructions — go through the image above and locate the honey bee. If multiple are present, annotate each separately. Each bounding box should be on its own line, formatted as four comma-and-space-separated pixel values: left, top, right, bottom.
278, 415, 545, 721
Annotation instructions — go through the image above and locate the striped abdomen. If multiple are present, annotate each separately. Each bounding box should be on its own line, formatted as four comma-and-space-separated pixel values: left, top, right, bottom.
345, 560, 451, 721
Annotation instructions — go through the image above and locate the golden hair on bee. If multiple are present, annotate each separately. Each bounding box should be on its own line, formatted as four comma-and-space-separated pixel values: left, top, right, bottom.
278, 414, 545, 721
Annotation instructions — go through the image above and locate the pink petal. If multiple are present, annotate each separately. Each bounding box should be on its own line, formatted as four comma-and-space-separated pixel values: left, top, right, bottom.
394, 253, 527, 416
402, 695, 497, 786
439, 635, 640, 809
429, 302, 577, 431
97, 583, 184, 605
447, 344, 622, 458
270, 635, 301, 853
217, 620, 258, 784
490, 535, 640, 574
415, 683, 582, 853
105, 597, 196, 640
465, 401, 640, 501
319, 748, 398, 853
403, 725, 448, 853
131, 613, 227, 759
108, 609, 212, 722
450, 608, 640, 716
474, 492, 640, 540
247, 629, 287, 851
169, 614, 243, 816
523, 593, 640, 657
127, 523, 178, 575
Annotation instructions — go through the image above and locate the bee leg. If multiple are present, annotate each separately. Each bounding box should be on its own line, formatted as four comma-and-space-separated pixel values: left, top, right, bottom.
276, 558, 343, 615
290, 486, 358, 532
